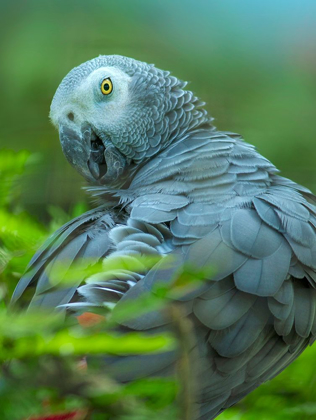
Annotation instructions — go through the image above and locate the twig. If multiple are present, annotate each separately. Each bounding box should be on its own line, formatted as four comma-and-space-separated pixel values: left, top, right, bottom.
169, 304, 196, 420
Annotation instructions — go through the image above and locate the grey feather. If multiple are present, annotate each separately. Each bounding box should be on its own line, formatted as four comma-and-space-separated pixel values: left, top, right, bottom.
186, 228, 247, 281
193, 288, 256, 330
234, 239, 292, 296
12, 207, 115, 306
293, 282, 316, 338
246, 335, 289, 379
229, 209, 283, 259
209, 299, 270, 357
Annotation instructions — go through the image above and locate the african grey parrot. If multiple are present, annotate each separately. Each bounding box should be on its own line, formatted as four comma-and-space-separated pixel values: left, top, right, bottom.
12, 55, 316, 419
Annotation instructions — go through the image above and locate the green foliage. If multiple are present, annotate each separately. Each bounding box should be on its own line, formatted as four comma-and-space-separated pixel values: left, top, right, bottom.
0, 150, 48, 299
0, 311, 174, 361
0, 149, 30, 206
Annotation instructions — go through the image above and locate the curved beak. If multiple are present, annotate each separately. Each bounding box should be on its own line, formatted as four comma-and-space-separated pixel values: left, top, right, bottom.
59, 124, 127, 185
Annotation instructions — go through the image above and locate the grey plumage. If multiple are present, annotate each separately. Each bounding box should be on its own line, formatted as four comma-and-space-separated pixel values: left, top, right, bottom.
12, 55, 316, 419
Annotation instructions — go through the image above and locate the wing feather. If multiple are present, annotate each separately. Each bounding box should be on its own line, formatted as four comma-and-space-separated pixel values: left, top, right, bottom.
12, 208, 115, 306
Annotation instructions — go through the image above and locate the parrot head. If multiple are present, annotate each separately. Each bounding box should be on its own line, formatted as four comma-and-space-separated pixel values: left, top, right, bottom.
50, 55, 210, 186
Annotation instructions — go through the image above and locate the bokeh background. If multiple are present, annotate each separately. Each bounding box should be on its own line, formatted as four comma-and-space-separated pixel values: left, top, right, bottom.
1, 1, 316, 419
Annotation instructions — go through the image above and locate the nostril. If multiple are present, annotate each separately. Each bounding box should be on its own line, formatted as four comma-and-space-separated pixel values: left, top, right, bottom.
67, 112, 75, 122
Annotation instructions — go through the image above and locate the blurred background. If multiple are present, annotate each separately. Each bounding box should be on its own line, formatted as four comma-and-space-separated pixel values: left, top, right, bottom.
1, 0, 316, 220
1, 1, 316, 419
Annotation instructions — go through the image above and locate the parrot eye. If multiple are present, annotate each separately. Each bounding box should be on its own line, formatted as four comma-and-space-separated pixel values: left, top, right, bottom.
101, 78, 113, 95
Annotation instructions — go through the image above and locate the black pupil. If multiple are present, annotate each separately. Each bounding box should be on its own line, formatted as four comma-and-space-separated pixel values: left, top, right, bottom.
103, 83, 110, 91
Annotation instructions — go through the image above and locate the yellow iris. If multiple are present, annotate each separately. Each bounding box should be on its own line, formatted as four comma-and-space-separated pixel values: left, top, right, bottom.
101, 78, 113, 95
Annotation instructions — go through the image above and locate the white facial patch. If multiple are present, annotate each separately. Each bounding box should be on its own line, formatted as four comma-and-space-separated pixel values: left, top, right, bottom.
83, 66, 132, 128
50, 66, 132, 130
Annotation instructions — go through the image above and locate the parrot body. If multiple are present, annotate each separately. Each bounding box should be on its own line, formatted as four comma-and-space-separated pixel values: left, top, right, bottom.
12, 56, 316, 419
